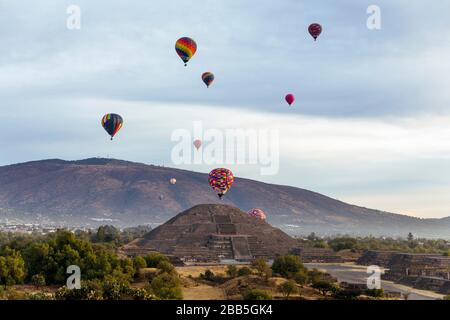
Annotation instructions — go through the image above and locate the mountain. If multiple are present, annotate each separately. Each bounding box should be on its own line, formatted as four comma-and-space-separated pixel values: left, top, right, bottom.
121, 204, 298, 262
0, 158, 449, 238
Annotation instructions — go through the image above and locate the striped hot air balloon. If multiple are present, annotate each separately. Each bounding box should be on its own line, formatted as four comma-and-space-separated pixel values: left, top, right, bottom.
308, 23, 322, 41
175, 37, 197, 66
101, 113, 123, 140
201, 72, 214, 88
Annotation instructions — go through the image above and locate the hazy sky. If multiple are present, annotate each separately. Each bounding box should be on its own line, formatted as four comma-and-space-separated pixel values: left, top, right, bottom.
0, 1, 449, 218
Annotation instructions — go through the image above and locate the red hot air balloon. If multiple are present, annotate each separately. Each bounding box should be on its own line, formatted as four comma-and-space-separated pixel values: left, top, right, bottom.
285, 94, 295, 106
308, 23, 322, 41
193, 139, 202, 150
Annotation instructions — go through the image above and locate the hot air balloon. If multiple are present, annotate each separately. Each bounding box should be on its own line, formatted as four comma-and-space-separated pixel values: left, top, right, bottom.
170, 178, 177, 185
247, 208, 267, 220
208, 168, 234, 199
202, 72, 214, 88
308, 23, 322, 41
193, 139, 202, 150
285, 94, 295, 106
101, 113, 123, 140
159, 194, 164, 200
175, 37, 197, 66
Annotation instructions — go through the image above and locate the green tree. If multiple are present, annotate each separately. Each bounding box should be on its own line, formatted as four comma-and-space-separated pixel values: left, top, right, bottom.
237, 267, 252, 277
0, 248, 26, 286
365, 288, 384, 298
133, 256, 147, 272
271, 255, 304, 278
94, 225, 121, 243
157, 261, 175, 274
150, 272, 183, 300
278, 280, 297, 299
31, 274, 46, 288
328, 237, 358, 252
243, 289, 272, 300
407, 232, 414, 242
312, 280, 337, 297
144, 253, 170, 268
226, 265, 238, 278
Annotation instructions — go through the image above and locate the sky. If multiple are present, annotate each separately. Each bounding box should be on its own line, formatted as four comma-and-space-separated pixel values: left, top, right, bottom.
0, 1, 449, 218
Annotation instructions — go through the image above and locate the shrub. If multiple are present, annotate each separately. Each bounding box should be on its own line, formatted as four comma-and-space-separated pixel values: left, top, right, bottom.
271, 255, 304, 278
237, 267, 252, 277
144, 253, 170, 268
243, 289, 272, 300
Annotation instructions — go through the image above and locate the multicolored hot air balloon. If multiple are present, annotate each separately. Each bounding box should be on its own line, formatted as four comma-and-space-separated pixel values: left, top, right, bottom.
170, 178, 177, 185
193, 139, 202, 150
308, 23, 322, 41
208, 168, 234, 199
247, 208, 267, 220
175, 37, 197, 66
101, 113, 123, 140
285, 94, 295, 106
202, 72, 214, 88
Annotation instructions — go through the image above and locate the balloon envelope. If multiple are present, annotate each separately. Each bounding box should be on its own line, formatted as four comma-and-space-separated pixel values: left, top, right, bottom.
285, 94, 295, 106
308, 23, 322, 40
202, 72, 214, 87
175, 37, 197, 66
101, 113, 123, 140
193, 139, 202, 150
170, 178, 177, 185
247, 208, 267, 220
208, 168, 234, 199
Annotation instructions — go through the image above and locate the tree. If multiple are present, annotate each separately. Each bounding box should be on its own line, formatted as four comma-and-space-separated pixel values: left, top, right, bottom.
293, 269, 308, 285
226, 265, 238, 278
278, 280, 297, 299
442, 295, 450, 300
365, 288, 384, 298
407, 232, 414, 242
271, 255, 304, 278
157, 261, 175, 274
328, 237, 358, 252
243, 289, 272, 300
144, 253, 170, 268
94, 225, 121, 243
31, 274, 46, 288
312, 280, 337, 297
150, 272, 183, 300
133, 256, 147, 272
0, 249, 26, 286
251, 258, 272, 281
201, 269, 216, 281
237, 267, 252, 277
